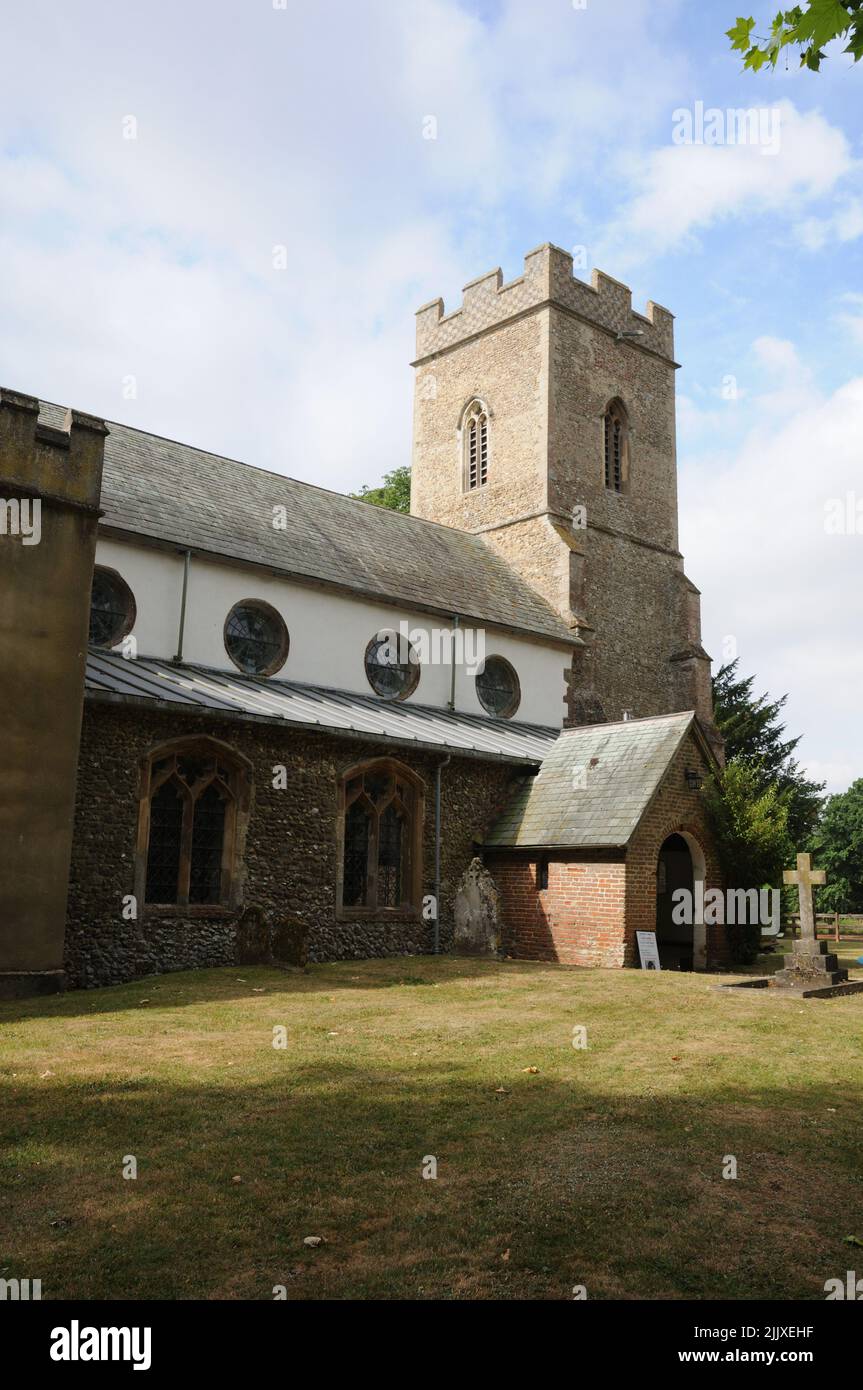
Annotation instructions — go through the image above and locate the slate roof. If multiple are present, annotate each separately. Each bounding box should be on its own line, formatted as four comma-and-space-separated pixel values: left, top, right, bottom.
38, 401, 577, 646
483, 711, 702, 848
84, 650, 558, 764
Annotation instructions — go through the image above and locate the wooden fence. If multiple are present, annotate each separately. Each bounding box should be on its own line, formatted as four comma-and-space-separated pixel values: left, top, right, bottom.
784, 913, 863, 943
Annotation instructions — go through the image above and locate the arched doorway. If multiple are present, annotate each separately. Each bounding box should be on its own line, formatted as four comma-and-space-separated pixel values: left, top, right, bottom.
656, 832, 708, 971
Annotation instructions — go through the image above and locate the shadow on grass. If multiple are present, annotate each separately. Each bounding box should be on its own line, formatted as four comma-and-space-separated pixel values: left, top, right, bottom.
0, 956, 563, 1025
2, 1052, 861, 1301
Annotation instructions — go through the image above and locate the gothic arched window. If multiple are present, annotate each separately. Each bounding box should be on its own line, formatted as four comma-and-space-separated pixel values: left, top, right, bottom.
603, 399, 629, 493
460, 398, 489, 491
135, 736, 251, 912
337, 759, 425, 917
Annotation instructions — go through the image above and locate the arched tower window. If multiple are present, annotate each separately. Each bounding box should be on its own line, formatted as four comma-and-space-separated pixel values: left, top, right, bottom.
460, 398, 489, 491
603, 399, 629, 493
337, 759, 425, 917
135, 736, 251, 912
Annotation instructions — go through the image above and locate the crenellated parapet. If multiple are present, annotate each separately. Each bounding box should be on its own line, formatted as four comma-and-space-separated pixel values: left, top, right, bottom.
0, 388, 107, 512
415, 242, 675, 362
0, 387, 108, 997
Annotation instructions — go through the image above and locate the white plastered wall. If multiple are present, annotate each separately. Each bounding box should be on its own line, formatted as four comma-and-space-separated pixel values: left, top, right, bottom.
95, 536, 571, 728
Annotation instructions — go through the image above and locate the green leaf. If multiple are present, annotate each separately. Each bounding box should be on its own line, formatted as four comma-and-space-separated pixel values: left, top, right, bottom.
845, 29, 863, 59
727, 0, 863, 71
727, 16, 757, 51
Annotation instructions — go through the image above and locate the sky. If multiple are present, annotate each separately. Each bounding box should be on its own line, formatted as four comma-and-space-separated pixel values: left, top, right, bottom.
1, 0, 861, 794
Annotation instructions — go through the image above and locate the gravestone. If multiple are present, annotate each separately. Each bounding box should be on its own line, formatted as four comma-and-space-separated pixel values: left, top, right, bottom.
271, 916, 310, 972
236, 905, 270, 965
453, 858, 501, 956
774, 853, 863, 998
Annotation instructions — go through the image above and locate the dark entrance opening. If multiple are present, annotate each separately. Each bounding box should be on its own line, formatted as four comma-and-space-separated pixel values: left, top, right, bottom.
656, 832, 694, 971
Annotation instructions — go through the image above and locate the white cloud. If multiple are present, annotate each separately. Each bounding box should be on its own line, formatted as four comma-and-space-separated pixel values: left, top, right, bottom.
601, 101, 853, 265
680, 361, 863, 794
794, 197, 863, 250
750, 335, 818, 415
0, 0, 692, 486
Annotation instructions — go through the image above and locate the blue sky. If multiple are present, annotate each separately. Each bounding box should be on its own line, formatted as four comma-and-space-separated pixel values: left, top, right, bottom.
1, 0, 861, 794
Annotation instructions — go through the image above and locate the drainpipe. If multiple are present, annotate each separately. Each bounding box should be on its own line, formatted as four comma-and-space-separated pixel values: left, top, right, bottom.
433, 754, 451, 954
173, 550, 191, 663
448, 613, 460, 711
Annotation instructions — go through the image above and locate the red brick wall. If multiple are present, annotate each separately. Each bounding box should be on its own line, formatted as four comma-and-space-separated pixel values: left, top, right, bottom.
486, 726, 727, 971
488, 852, 627, 968
625, 729, 726, 967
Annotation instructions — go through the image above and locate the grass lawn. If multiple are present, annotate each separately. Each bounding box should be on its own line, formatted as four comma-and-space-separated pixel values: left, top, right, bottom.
2, 956, 863, 1301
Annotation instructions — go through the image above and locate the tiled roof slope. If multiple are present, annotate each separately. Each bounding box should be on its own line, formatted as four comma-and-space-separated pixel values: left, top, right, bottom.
483, 711, 699, 849
38, 402, 576, 645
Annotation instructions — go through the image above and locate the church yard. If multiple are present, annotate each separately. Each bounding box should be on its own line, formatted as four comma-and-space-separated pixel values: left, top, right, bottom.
2, 956, 860, 1302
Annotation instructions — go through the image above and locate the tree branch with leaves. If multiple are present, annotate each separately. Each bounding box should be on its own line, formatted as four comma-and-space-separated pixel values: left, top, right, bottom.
349, 465, 411, 514
728, 2, 863, 72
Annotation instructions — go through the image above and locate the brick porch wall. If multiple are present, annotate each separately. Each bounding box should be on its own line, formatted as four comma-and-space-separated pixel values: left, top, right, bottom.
489, 852, 627, 968
486, 726, 727, 971
624, 729, 727, 967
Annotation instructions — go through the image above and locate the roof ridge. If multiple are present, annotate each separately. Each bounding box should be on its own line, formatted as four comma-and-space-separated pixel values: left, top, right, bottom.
561, 710, 694, 734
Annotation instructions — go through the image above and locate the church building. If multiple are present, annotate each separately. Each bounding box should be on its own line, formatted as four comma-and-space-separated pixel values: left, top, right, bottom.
0, 243, 726, 996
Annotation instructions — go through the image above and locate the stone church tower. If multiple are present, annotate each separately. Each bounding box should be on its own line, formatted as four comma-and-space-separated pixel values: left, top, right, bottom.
410, 243, 717, 740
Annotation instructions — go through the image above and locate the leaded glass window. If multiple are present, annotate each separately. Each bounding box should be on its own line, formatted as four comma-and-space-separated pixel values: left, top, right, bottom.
89, 567, 136, 647
145, 780, 185, 903
364, 632, 420, 700
378, 804, 405, 907
475, 655, 520, 719
189, 783, 227, 904
339, 762, 420, 915
140, 741, 247, 909
224, 600, 289, 676
343, 800, 371, 907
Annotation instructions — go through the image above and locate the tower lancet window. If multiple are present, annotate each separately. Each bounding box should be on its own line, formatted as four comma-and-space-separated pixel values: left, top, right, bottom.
461, 399, 489, 491
603, 399, 629, 493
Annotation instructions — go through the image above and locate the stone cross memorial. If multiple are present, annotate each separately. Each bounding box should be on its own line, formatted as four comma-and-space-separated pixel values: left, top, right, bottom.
782, 853, 825, 944
774, 852, 862, 997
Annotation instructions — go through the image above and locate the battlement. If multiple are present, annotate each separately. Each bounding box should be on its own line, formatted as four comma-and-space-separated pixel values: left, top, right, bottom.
0, 388, 107, 510
415, 243, 675, 363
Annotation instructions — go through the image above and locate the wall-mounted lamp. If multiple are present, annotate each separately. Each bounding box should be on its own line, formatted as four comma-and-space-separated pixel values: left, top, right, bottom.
684, 768, 704, 792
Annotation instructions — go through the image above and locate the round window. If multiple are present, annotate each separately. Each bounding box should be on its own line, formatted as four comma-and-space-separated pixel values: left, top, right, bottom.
364, 631, 420, 701
475, 655, 520, 719
224, 600, 289, 676
89, 567, 136, 647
